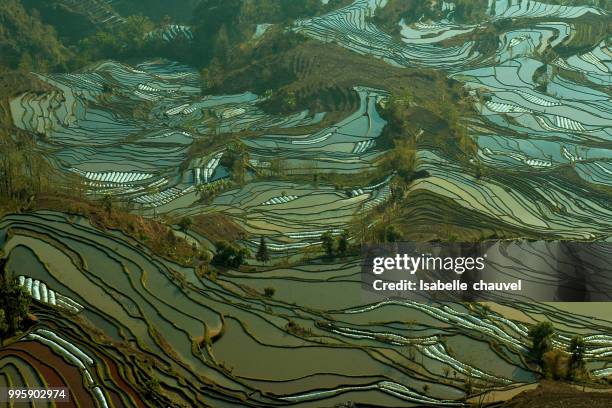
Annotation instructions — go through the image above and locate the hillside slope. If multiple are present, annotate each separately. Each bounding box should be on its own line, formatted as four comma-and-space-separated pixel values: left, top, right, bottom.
0, 0, 72, 71
498, 381, 612, 408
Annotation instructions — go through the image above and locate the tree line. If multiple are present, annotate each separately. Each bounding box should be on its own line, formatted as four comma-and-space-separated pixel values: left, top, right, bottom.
529, 321, 587, 382
0, 254, 32, 345
0, 128, 57, 206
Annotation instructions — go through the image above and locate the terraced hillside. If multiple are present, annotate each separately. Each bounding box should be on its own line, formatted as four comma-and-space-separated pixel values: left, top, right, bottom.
0, 0, 611, 407
292, 0, 611, 240
2, 212, 612, 407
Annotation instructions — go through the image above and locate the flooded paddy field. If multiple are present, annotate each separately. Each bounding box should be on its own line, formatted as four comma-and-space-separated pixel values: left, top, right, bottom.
1, 0, 611, 406
293, 0, 611, 240
8, 0, 610, 241
1, 212, 611, 406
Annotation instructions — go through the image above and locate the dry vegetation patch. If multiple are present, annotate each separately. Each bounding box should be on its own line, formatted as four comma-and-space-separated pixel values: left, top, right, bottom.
32, 194, 197, 265
499, 381, 612, 408
191, 213, 248, 243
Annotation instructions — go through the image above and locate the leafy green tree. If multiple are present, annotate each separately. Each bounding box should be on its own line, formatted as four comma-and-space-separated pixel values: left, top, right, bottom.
178, 216, 193, 232
80, 15, 156, 61
263, 287, 275, 297
321, 231, 335, 257
256, 236, 270, 264
0, 0, 72, 71
190, 0, 242, 66
568, 335, 586, 379
0, 276, 31, 341
117, 15, 155, 51
529, 321, 555, 363
336, 230, 349, 256
212, 241, 249, 268
385, 225, 402, 243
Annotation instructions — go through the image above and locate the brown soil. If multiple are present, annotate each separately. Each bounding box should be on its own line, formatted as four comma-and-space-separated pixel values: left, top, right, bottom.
191, 212, 248, 243
498, 381, 612, 408
32, 193, 197, 265
2, 341, 96, 407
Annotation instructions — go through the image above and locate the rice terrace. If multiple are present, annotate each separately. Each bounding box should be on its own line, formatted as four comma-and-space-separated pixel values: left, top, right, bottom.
0, 0, 611, 407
